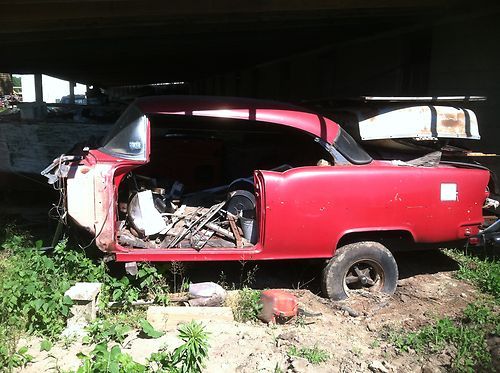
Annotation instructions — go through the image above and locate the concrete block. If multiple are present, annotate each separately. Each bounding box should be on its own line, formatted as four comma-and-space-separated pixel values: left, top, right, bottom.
19, 102, 47, 120
65, 282, 102, 324
147, 306, 234, 330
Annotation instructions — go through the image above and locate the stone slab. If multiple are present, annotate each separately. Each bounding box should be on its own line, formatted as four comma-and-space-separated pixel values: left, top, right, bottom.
65, 282, 102, 301
147, 306, 234, 330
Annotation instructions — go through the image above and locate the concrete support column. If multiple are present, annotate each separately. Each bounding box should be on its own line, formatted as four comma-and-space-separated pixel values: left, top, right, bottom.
69, 81, 75, 104
20, 73, 47, 120
34, 73, 43, 104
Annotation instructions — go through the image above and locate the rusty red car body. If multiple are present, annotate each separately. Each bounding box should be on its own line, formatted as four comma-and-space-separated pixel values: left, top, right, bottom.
52, 96, 490, 263
43, 96, 492, 299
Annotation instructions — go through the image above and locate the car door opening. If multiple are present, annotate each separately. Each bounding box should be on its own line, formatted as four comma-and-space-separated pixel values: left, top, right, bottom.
115, 115, 335, 250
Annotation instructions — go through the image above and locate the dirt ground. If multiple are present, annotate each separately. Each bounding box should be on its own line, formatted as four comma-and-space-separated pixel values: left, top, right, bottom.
14, 250, 485, 373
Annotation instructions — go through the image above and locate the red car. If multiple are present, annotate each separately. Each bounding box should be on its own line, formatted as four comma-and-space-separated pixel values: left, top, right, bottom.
43, 96, 491, 300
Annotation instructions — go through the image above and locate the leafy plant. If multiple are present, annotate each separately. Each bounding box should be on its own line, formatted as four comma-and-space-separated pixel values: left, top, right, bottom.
84, 319, 130, 345
40, 339, 53, 352
0, 345, 33, 370
139, 319, 164, 339
0, 242, 74, 339
171, 321, 210, 373
0, 322, 33, 371
77, 321, 209, 373
232, 287, 262, 322
137, 264, 170, 305
288, 345, 329, 364
77, 342, 146, 373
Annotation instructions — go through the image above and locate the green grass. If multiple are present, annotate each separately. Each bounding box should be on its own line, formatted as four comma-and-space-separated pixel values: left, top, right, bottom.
445, 249, 500, 301
288, 345, 329, 364
390, 302, 498, 372
388, 248, 500, 372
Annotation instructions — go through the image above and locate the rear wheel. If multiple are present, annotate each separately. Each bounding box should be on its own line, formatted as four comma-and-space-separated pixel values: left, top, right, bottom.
321, 241, 398, 300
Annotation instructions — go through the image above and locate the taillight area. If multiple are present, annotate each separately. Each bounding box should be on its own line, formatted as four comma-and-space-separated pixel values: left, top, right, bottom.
468, 236, 480, 246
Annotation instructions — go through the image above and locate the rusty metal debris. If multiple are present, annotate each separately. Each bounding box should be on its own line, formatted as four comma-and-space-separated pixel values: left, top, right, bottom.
118, 174, 257, 249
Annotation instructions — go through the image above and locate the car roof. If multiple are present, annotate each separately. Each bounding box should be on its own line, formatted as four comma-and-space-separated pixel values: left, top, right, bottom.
133, 95, 340, 142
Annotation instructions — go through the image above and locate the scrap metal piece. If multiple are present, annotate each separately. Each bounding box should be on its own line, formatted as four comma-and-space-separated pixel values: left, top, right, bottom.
358, 106, 480, 141
128, 190, 167, 236
228, 217, 243, 248
484, 198, 500, 210
168, 202, 225, 248
205, 222, 235, 240
191, 229, 215, 250
407, 151, 442, 167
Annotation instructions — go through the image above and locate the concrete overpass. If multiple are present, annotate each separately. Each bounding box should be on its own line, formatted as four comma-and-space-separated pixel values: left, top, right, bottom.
1, 1, 499, 153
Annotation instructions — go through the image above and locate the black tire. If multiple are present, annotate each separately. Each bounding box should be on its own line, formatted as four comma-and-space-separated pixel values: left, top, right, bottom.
321, 241, 398, 300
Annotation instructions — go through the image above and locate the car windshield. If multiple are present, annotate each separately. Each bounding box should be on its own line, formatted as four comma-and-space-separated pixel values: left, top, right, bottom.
332, 128, 372, 164
100, 105, 148, 160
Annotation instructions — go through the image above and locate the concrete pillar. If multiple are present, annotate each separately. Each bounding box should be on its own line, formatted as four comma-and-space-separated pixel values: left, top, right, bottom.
69, 81, 75, 104
19, 73, 47, 120
34, 73, 43, 104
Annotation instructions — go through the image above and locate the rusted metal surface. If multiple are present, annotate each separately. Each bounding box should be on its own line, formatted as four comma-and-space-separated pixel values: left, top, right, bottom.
228, 217, 243, 248
358, 106, 480, 141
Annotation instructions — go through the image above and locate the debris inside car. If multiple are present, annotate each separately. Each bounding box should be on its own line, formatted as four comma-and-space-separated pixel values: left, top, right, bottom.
117, 173, 258, 250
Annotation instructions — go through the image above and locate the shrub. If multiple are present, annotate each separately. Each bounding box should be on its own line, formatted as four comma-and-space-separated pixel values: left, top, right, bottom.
231, 287, 262, 322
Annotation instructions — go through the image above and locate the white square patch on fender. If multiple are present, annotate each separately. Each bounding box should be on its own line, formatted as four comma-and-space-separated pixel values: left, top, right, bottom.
441, 183, 458, 201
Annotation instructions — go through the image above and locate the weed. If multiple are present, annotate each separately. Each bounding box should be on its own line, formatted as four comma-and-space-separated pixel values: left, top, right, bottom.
0, 224, 173, 372
78, 321, 209, 373
0, 320, 25, 371
40, 339, 53, 352
288, 345, 329, 364
77, 342, 145, 373
294, 315, 306, 328
0, 345, 33, 371
170, 261, 187, 293
139, 319, 164, 339
351, 346, 362, 357
104, 308, 147, 330
445, 249, 500, 301
239, 261, 259, 287
231, 287, 262, 322
218, 271, 228, 290
170, 321, 210, 372
136, 264, 170, 305
369, 339, 380, 349
273, 362, 284, 373
389, 301, 498, 372
61, 335, 77, 349
83, 319, 130, 345
0, 321, 33, 371
0, 240, 75, 339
